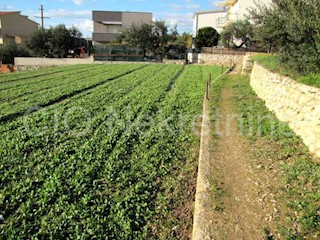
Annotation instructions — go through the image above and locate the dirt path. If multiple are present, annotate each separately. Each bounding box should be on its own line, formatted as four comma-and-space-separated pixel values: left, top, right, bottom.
206, 76, 285, 239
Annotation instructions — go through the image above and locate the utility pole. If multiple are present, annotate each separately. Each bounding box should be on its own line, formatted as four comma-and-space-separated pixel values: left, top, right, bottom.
34, 5, 50, 29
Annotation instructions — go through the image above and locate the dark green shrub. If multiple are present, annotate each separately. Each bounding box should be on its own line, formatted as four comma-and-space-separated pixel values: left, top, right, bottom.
250, 0, 320, 74
0, 43, 31, 64
194, 27, 219, 48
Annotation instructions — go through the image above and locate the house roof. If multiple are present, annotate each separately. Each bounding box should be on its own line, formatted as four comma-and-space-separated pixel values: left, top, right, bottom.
193, 9, 225, 18
0, 11, 20, 16
0, 11, 39, 25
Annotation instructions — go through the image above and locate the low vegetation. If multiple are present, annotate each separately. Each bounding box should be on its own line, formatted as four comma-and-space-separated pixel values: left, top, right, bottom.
252, 54, 320, 88
0, 43, 31, 64
233, 75, 320, 239
0, 64, 221, 239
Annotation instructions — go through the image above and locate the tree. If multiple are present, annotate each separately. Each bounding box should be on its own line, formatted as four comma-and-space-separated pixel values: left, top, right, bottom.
26, 29, 51, 57
69, 26, 83, 38
26, 25, 83, 58
194, 27, 219, 48
50, 24, 72, 58
120, 21, 178, 58
249, 0, 320, 73
149, 21, 176, 57
118, 22, 152, 54
175, 32, 193, 48
249, 1, 287, 53
220, 20, 253, 48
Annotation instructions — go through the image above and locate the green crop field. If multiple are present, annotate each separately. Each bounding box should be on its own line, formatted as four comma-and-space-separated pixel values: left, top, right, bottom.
0, 64, 221, 239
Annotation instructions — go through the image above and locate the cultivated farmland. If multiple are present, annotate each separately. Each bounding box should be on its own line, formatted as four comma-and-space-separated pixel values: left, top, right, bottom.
0, 64, 221, 239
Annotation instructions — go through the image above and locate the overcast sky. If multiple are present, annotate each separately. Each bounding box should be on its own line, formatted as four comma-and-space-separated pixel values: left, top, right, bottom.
1, 0, 221, 37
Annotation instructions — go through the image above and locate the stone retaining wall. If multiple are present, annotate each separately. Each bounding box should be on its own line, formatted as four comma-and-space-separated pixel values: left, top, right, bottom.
199, 53, 244, 66
187, 53, 244, 66
250, 63, 320, 158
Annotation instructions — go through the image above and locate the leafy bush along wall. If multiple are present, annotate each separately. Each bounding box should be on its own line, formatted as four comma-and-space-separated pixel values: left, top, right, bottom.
250, 63, 320, 159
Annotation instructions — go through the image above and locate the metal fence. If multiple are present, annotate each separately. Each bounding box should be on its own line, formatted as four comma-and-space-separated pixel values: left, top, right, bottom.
94, 45, 144, 62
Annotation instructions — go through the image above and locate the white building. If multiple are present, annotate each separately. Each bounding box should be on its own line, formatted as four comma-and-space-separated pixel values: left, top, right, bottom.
193, 0, 271, 36
193, 10, 226, 36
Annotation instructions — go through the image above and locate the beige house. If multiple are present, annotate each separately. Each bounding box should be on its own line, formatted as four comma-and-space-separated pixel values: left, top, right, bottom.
92, 11, 152, 44
193, 0, 271, 36
0, 11, 39, 45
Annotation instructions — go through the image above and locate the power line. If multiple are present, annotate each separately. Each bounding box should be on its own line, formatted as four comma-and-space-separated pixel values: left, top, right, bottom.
34, 5, 50, 29
0, 5, 8, 11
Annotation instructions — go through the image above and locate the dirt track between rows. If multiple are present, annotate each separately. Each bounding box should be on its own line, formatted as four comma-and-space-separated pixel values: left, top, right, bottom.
204, 73, 286, 239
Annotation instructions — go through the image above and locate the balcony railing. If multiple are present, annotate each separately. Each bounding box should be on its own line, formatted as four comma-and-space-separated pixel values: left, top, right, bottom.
216, 15, 229, 25
216, 13, 239, 26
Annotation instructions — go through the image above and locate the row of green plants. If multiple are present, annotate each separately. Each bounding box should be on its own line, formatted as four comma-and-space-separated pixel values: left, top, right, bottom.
1, 64, 221, 239
0, 64, 179, 238
0, 65, 104, 100
0, 65, 84, 83
144, 65, 222, 239
0, 64, 143, 122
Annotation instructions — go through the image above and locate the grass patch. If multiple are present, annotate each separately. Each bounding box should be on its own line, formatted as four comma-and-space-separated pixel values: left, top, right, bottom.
297, 74, 320, 88
232, 75, 320, 239
252, 54, 320, 88
251, 54, 281, 73
208, 75, 227, 212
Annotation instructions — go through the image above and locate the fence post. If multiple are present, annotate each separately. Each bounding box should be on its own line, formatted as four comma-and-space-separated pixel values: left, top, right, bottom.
221, 64, 224, 75
206, 80, 209, 100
